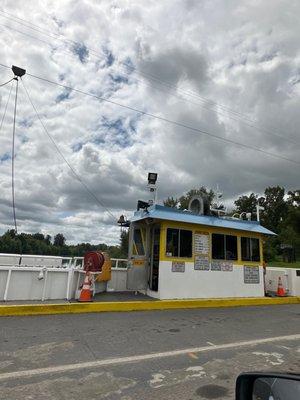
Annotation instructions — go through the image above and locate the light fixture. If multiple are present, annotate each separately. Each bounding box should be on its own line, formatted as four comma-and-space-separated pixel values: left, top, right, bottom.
137, 200, 150, 211
117, 214, 130, 227
148, 172, 157, 185
12, 65, 26, 77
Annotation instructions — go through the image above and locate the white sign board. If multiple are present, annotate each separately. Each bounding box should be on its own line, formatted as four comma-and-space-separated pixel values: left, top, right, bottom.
194, 232, 209, 255
172, 261, 185, 273
244, 266, 260, 284
194, 255, 210, 270
211, 261, 233, 272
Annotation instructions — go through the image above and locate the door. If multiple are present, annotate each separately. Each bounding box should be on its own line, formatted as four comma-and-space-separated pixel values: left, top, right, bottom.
149, 225, 160, 291
127, 224, 148, 290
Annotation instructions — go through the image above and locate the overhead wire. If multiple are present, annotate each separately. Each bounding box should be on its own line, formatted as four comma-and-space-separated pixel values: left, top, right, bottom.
0, 79, 13, 133
0, 11, 283, 125
20, 77, 117, 220
0, 10, 271, 118
0, 11, 297, 145
0, 77, 14, 87
21, 67, 300, 166
11, 77, 18, 233
0, 62, 299, 165
1, 19, 296, 146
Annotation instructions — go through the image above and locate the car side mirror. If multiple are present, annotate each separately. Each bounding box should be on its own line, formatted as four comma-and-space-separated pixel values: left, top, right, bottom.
236, 372, 300, 400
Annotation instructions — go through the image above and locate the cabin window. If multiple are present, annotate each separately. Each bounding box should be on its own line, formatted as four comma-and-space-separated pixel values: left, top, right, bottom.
241, 237, 260, 262
166, 228, 192, 258
226, 235, 238, 260
212, 234, 237, 260
133, 228, 145, 255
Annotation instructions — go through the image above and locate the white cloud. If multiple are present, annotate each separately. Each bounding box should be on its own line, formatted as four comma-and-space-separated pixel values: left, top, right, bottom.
0, 0, 299, 244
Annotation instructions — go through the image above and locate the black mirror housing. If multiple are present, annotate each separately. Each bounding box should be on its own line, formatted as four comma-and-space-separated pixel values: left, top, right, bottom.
236, 372, 300, 400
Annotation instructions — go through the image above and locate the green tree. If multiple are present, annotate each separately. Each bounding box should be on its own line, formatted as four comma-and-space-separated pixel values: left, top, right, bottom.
163, 196, 178, 208
280, 190, 300, 259
33, 233, 45, 241
178, 187, 214, 210
53, 233, 66, 247
234, 193, 258, 219
120, 230, 129, 257
45, 235, 51, 245
0, 231, 21, 253
164, 187, 214, 211
260, 186, 288, 233
287, 190, 300, 207
0, 230, 126, 259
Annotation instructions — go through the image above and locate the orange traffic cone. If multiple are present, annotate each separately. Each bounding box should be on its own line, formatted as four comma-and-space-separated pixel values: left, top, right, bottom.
78, 272, 93, 302
276, 277, 286, 297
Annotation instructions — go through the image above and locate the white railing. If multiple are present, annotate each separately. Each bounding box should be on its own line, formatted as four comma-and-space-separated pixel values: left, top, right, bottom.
0, 265, 81, 301
0, 253, 128, 269
0, 253, 129, 302
62, 257, 128, 269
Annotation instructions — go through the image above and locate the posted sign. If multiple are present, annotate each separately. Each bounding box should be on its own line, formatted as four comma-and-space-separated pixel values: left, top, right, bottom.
194, 255, 210, 270
244, 266, 260, 284
172, 261, 185, 273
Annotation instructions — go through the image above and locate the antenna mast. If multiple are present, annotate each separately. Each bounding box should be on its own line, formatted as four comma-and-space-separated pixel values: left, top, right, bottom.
11, 65, 26, 233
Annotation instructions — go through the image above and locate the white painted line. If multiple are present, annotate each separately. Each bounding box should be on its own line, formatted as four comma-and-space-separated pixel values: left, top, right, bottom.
206, 341, 215, 346
1, 333, 300, 381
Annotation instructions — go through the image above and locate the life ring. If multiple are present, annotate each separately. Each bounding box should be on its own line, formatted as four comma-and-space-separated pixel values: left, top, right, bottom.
84, 251, 105, 272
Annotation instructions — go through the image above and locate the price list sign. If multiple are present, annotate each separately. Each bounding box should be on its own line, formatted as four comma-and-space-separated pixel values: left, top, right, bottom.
194, 232, 209, 255
194, 231, 210, 271
195, 255, 210, 270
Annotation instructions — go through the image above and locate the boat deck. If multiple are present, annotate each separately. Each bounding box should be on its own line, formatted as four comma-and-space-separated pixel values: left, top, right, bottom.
0, 291, 156, 305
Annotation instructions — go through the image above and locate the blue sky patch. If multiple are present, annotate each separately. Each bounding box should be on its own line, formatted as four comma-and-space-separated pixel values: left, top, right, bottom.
56, 88, 72, 103
19, 118, 31, 128
72, 142, 84, 152
123, 57, 134, 74
99, 116, 135, 148
0, 152, 11, 163
20, 135, 29, 144
73, 43, 89, 63
109, 73, 128, 84
102, 46, 115, 67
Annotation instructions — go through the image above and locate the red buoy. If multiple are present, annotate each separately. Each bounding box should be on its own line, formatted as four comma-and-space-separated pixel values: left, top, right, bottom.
84, 251, 105, 273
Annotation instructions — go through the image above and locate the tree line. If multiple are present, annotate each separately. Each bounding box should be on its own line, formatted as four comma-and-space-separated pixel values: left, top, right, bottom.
164, 186, 300, 261
0, 186, 298, 262
0, 230, 129, 259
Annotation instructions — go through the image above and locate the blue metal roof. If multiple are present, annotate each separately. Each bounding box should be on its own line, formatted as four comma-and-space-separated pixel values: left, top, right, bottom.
131, 204, 276, 236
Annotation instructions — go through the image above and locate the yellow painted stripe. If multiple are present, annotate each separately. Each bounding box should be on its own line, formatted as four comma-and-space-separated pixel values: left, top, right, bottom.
0, 297, 299, 317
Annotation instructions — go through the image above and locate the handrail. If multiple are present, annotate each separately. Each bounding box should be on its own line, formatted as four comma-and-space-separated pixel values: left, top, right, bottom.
0, 253, 128, 269
0, 264, 129, 301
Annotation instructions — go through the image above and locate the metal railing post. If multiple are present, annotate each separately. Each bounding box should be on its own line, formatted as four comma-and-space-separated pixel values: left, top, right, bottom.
41, 269, 48, 301
4, 268, 12, 301
66, 268, 73, 300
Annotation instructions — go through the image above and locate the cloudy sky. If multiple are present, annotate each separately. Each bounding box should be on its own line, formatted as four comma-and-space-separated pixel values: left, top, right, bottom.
0, 0, 299, 244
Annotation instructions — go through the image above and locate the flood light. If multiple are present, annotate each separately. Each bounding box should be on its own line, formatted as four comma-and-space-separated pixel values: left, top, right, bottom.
148, 172, 157, 185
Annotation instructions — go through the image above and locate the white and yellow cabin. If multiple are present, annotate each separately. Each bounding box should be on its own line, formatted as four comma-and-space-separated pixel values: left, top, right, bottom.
127, 204, 275, 299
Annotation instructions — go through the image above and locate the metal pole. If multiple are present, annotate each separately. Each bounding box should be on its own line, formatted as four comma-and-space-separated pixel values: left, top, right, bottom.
11, 78, 19, 233
154, 187, 158, 205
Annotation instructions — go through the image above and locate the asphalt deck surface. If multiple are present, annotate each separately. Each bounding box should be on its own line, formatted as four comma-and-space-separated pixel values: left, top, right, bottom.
0, 304, 299, 399
0, 291, 156, 305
